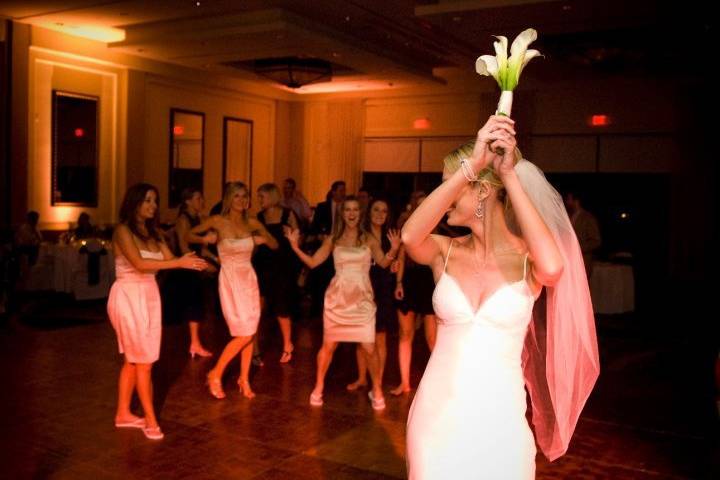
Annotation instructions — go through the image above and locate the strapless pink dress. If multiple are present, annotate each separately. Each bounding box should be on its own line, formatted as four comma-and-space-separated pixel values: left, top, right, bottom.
218, 237, 260, 337
107, 250, 163, 364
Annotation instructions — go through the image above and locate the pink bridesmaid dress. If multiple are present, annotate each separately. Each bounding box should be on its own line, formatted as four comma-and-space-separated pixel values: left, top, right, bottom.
323, 245, 376, 344
107, 250, 164, 363
217, 237, 260, 337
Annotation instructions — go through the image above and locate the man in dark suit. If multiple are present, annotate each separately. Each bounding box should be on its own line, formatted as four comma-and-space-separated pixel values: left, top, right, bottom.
310, 180, 346, 237
564, 191, 602, 278
307, 180, 346, 315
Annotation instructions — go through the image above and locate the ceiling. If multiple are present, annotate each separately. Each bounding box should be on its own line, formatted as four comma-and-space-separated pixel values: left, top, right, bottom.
0, 1, 708, 94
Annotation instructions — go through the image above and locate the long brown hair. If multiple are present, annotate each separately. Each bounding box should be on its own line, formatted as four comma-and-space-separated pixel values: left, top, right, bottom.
364, 197, 391, 234
118, 183, 162, 242
331, 196, 366, 247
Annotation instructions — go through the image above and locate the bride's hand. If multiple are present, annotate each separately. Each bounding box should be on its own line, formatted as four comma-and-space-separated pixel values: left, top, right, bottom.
468, 115, 516, 174
490, 133, 518, 180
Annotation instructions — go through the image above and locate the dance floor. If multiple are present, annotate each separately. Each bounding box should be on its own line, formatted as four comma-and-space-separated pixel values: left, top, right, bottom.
1, 294, 717, 479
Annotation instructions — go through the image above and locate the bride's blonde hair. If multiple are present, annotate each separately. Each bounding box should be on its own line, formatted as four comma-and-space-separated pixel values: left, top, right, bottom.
443, 140, 522, 203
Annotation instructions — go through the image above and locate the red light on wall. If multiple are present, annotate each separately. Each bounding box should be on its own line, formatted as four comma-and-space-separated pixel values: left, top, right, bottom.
74, 128, 84, 137
413, 117, 431, 129
590, 114, 610, 127
173, 125, 185, 135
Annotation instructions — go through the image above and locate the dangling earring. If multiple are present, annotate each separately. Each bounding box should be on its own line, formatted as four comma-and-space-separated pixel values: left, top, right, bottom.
475, 196, 485, 220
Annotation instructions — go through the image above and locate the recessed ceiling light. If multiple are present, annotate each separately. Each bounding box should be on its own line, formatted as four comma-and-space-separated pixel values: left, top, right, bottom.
196, 1, 201, 6
452, 16, 462, 22
345, 16, 350, 21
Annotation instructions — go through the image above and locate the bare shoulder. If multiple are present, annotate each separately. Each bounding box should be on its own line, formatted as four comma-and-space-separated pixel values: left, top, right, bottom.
113, 223, 131, 239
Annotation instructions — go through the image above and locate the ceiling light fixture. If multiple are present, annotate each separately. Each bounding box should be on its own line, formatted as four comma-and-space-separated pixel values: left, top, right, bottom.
253, 57, 332, 89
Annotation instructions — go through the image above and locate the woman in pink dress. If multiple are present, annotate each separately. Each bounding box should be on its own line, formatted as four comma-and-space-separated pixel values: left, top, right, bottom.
285, 196, 400, 409
191, 182, 278, 399
108, 183, 207, 440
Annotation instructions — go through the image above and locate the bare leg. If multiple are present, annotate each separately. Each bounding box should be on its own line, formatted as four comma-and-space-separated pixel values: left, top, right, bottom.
115, 361, 141, 422
346, 345, 368, 390
135, 363, 159, 428
238, 338, 256, 398
277, 315, 294, 363
424, 314, 437, 352
189, 321, 212, 357
360, 342, 385, 403
391, 310, 415, 395
207, 335, 254, 398
312, 340, 338, 397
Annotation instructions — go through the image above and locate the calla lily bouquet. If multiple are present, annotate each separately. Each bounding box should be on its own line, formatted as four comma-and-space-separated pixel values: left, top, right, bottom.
475, 28, 541, 117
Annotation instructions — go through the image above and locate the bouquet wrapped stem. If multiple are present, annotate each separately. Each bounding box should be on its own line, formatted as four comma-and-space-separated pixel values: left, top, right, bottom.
475, 28, 541, 154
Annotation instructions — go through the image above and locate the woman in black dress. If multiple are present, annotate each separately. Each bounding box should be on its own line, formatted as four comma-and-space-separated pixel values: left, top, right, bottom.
255, 183, 301, 363
165, 188, 215, 357
346, 198, 399, 392
391, 192, 438, 395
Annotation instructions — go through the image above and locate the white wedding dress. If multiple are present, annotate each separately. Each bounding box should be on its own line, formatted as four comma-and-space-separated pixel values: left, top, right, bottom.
406, 241, 537, 479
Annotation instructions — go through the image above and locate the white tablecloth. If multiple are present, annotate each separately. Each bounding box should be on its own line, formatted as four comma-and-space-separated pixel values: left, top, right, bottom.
589, 261, 635, 314
52, 240, 115, 300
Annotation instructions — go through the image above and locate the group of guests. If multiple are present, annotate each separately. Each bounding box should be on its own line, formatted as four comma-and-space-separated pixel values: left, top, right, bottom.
106, 176, 442, 440
104, 125, 598, 480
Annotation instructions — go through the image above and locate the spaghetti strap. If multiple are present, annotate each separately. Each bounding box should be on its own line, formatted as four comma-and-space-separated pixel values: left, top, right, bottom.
522, 253, 529, 280
444, 239, 454, 272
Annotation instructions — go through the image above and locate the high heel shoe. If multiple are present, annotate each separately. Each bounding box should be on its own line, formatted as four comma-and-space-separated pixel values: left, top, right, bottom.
142, 425, 164, 440
251, 354, 265, 367
279, 348, 293, 364
368, 391, 386, 411
309, 391, 323, 407
206, 374, 226, 399
190, 346, 213, 359
237, 378, 256, 399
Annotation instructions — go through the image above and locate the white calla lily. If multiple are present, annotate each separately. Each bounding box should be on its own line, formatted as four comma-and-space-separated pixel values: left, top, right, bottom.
493, 35, 508, 86
476, 55, 499, 81
475, 27, 542, 92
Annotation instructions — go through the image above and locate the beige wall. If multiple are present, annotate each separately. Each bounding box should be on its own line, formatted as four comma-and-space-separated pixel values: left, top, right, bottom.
26, 46, 126, 230
142, 76, 276, 221
14, 23, 684, 226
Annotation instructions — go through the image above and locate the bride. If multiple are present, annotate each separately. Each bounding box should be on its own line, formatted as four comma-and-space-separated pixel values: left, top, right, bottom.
402, 114, 599, 479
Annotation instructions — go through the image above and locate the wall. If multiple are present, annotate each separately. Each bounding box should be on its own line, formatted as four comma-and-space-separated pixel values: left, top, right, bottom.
26, 46, 126, 230
142, 76, 276, 221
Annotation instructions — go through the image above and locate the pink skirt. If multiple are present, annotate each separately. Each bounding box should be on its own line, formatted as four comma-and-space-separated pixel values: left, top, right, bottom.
107, 278, 162, 363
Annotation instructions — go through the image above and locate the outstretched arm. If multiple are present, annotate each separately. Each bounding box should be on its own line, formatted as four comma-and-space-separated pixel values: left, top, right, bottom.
285, 229, 332, 268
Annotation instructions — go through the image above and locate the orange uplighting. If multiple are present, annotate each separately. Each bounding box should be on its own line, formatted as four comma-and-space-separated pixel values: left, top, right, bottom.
173, 125, 185, 135
590, 114, 611, 127
413, 117, 431, 129
42, 23, 126, 43
74, 128, 84, 138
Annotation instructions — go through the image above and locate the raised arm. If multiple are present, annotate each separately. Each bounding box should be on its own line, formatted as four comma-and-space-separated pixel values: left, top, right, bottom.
250, 218, 279, 250
285, 229, 332, 268
490, 130, 564, 286
401, 116, 515, 266
368, 229, 401, 268
177, 215, 216, 253
189, 215, 219, 236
